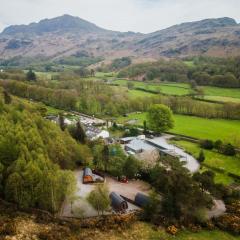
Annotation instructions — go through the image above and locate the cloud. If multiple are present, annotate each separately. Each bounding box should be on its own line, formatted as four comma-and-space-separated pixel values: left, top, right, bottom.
0, 0, 239, 33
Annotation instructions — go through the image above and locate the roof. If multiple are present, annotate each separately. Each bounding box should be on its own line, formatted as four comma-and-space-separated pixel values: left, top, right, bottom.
135, 193, 150, 207
83, 167, 93, 177
126, 139, 155, 152
109, 192, 128, 209
121, 137, 135, 142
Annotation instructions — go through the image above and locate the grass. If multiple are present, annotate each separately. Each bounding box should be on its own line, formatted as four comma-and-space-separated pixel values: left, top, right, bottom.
202, 86, 240, 103
172, 140, 240, 185
112, 80, 190, 96
117, 113, 240, 144
203, 95, 240, 103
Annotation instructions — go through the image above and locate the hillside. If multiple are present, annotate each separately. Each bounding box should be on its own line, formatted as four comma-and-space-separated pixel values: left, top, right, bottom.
0, 15, 240, 60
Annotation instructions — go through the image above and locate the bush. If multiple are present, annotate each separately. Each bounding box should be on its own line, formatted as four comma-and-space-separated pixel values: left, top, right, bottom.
200, 140, 214, 150
166, 225, 178, 235
222, 144, 236, 156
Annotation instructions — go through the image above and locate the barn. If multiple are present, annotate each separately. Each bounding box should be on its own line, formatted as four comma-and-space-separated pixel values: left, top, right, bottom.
109, 192, 128, 212
135, 193, 150, 208
83, 167, 94, 184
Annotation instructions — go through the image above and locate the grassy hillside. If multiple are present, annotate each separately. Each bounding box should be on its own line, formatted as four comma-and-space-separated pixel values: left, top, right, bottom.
113, 80, 190, 96
202, 86, 240, 103
118, 113, 240, 144
172, 140, 240, 185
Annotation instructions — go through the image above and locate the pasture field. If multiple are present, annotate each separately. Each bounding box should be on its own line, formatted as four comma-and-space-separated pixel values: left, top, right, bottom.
117, 113, 240, 144
203, 95, 240, 103
202, 86, 240, 103
113, 79, 191, 96
172, 140, 240, 185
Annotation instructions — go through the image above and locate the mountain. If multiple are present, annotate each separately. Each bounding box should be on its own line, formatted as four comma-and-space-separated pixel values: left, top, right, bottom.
2, 14, 107, 36
134, 17, 240, 58
0, 15, 240, 61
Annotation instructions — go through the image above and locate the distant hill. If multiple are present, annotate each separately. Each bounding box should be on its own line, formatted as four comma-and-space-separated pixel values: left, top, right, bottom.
0, 15, 240, 61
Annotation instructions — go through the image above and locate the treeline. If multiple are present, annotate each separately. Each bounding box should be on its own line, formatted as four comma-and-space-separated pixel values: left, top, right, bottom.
118, 56, 240, 88
0, 80, 78, 110
0, 92, 92, 212
118, 60, 188, 82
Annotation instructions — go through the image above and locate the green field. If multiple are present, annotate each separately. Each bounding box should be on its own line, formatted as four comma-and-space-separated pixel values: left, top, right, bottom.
118, 113, 240, 144
202, 86, 240, 103
113, 79, 190, 96
172, 140, 239, 185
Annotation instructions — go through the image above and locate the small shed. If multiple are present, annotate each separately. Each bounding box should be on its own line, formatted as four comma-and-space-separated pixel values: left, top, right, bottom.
83, 167, 94, 184
135, 193, 150, 208
109, 192, 128, 212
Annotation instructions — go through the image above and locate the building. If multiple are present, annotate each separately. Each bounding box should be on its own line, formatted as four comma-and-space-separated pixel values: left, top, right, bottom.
109, 192, 128, 212
135, 193, 150, 208
125, 139, 155, 154
83, 168, 94, 184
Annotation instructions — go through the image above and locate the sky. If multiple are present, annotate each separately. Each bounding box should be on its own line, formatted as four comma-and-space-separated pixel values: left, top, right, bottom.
0, 0, 239, 33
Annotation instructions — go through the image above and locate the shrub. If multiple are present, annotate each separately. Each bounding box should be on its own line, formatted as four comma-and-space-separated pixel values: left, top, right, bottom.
222, 144, 236, 156
166, 225, 178, 235
200, 140, 214, 150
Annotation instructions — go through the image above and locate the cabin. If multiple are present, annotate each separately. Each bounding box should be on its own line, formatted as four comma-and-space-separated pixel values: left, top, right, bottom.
135, 193, 150, 208
109, 192, 128, 212
83, 167, 94, 184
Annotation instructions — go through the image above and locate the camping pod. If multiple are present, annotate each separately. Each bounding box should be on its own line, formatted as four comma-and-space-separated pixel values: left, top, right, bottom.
83, 167, 94, 184
135, 193, 150, 208
109, 192, 128, 212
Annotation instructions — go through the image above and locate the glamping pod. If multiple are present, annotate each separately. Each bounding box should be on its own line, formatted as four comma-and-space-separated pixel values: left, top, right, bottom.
109, 192, 128, 212
83, 167, 94, 184
135, 193, 150, 208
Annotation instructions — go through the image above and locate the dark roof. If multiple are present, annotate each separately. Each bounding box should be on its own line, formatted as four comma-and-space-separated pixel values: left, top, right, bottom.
109, 192, 128, 210
83, 167, 93, 177
135, 193, 150, 208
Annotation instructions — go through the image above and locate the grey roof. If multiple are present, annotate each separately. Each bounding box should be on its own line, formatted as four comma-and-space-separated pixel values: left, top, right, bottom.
126, 139, 155, 152
135, 193, 150, 208
109, 192, 128, 210
83, 167, 93, 177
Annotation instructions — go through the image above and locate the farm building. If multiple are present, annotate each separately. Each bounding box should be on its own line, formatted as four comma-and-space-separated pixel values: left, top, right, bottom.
135, 193, 150, 208
83, 168, 94, 184
109, 192, 128, 212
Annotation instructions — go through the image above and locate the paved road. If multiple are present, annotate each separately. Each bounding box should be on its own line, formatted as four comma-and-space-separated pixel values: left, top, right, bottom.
207, 199, 226, 219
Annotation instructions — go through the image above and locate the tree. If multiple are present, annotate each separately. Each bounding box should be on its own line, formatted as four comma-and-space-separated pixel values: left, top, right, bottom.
75, 122, 86, 144
123, 156, 140, 179
87, 184, 110, 215
198, 150, 205, 163
200, 140, 214, 150
26, 69, 36, 81
58, 113, 65, 131
143, 120, 147, 134
147, 104, 174, 133
3, 90, 12, 104
214, 140, 223, 152
222, 143, 236, 156
102, 145, 110, 172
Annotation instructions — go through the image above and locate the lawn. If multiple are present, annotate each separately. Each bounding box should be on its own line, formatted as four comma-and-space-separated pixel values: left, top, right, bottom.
117, 113, 240, 144
202, 86, 240, 103
171, 140, 240, 185
113, 79, 190, 96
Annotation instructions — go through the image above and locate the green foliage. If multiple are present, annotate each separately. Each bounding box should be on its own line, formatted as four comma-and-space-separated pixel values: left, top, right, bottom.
148, 157, 212, 223
147, 104, 174, 133
26, 69, 36, 81
198, 150, 205, 163
110, 57, 132, 70
87, 184, 110, 215
0, 100, 90, 212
